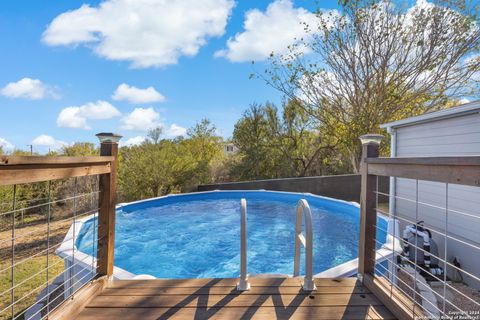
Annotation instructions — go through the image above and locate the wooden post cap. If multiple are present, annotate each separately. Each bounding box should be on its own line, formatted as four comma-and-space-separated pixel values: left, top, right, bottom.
96, 133, 122, 144
359, 134, 383, 145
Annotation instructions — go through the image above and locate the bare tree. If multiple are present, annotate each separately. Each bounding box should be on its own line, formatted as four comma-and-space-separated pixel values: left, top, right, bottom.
147, 126, 163, 144
264, 0, 480, 171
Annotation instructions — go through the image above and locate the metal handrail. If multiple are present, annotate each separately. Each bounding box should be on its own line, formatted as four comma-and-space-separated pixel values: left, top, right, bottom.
237, 198, 250, 291
294, 199, 316, 291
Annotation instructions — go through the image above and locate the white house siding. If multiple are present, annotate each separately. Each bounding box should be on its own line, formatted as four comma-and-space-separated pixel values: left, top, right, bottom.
393, 112, 480, 288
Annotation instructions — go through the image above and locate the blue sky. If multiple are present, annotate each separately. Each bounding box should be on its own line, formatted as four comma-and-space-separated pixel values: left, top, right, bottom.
0, 0, 339, 153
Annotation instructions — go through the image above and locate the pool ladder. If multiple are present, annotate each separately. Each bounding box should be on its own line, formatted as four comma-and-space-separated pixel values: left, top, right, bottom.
236, 198, 316, 292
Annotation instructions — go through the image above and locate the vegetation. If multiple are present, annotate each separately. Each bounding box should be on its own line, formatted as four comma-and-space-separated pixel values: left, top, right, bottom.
262, 0, 480, 171
118, 119, 224, 201
231, 100, 346, 180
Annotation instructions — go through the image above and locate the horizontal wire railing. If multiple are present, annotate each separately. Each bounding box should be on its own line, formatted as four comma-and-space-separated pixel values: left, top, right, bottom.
0, 207, 101, 250
374, 190, 480, 222
374, 227, 480, 312
0, 231, 101, 299
0, 192, 101, 219
0, 240, 99, 315
374, 230, 480, 285
374, 247, 477, 320
371, 174, 480, 319
26, 263, 99, 320
0, 175, 102, 320
374, 262, 445, 319
376, 206, 480, 253
373, 240, 480, 314
1, 235, 102, 320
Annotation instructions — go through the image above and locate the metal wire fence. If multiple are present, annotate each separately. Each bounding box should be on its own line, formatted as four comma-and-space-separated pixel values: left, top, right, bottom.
0, 175, 101, 320
371, 176, 480, 319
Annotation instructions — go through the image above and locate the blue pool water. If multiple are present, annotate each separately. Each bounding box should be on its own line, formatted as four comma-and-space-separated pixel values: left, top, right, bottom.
76, 191, 387, 278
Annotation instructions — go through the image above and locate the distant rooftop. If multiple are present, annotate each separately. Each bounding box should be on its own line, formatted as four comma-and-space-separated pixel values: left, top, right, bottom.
381, 100, 480, 130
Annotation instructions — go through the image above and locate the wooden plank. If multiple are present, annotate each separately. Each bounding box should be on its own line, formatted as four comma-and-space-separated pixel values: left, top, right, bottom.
0, 163, 111, 186
75, 306, 396, 320
0, 155, 114, 165
48, 276, 108, 320
366, 156, 480, 166
363, 274, 424, 320
108, 277, 360, 289
367, 163, 480, 186
96, 142, 119, 277
86, 293, 382, 308
100, 285, 370, 296
358, 142, 379, 277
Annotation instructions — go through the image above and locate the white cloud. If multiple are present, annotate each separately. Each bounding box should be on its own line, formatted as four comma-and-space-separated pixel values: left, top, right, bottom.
32, 134, 67, 150
57, 107, 90, 129
57, 100, 121, 130
120, 136, 147, 147
215, 0, 319, 62
166, 124, 187, 137
0, 78, 58, 100
112, 83, 165, 104
121, 107, 160, 131
0, 138, 14, 151
42, 0, 235, 68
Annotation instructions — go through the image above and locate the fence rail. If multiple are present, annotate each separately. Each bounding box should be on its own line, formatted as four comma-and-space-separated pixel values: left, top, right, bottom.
0, 156, 114, 187
358, 136, 480, 319
0, 134, 120, 320
366, 156, 480, 187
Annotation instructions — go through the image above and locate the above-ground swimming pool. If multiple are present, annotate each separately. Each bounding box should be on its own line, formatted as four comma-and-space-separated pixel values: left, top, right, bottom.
74, 191, 387, 278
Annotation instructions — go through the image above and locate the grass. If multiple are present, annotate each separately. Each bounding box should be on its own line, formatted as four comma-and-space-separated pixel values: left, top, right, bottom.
0, 256, 64, 319
0, 218, 71, 320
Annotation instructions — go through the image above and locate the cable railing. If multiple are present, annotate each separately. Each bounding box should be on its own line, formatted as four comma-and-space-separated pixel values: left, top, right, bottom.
0, 182, 102, 320
0, 134, 120, 320
358, 134, 480, 320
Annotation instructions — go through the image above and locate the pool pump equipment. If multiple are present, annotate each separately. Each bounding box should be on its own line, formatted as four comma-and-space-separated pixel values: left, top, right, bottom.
400, 221, 444, 277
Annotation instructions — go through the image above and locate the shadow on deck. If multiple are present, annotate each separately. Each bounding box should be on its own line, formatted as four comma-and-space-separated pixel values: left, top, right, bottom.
52, 277, 396, 320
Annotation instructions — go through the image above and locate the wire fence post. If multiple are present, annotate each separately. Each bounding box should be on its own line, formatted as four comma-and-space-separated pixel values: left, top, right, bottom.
46, 181, 52, 314
96, 133, 122, 278
11, 185, 17, 320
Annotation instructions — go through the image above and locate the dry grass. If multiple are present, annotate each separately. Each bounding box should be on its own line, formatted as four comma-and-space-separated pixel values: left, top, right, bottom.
0, 219, 71, 320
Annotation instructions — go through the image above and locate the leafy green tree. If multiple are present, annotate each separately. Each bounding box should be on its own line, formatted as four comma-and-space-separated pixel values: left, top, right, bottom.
118, 119, 223, 201
232, 101, 343, 180
267, 100, 339, 177
232, 104, 275, 179
184, 119, 224, 187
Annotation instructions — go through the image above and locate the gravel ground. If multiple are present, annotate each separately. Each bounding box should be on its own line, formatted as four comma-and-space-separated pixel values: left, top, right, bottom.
394, 264, 480, 319
431, 281, 480, 318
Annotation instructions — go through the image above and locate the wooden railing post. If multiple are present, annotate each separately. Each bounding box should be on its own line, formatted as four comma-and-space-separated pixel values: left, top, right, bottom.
358, 134, 383, 281
96, 133, 122, 277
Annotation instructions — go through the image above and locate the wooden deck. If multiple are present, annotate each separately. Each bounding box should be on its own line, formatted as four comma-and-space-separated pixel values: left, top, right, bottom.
65, 277, 397, 320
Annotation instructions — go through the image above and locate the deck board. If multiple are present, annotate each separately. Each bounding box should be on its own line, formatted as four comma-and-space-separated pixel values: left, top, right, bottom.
73, 278, 397, 320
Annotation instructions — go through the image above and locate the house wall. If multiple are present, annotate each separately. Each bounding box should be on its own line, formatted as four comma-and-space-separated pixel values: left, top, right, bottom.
393, 112, 480, 288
